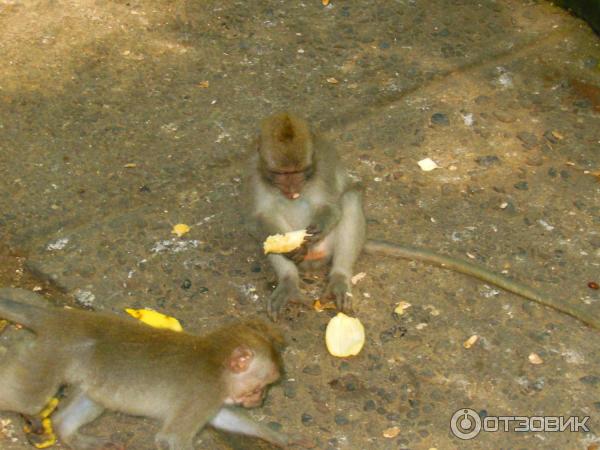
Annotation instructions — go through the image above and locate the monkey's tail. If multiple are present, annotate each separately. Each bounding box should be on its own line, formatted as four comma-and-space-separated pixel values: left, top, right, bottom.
0, 288, 53, 330
364, 240, 600, 330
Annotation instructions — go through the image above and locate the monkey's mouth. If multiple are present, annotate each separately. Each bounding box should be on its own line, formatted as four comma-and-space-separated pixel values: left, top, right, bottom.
238, 389, 266, 408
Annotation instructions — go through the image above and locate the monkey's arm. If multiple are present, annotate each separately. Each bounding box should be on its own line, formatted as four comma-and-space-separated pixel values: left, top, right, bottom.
364, 240, 600, 330
210, 407, 290, 447
309, 203, 341, 237
255, 211, 291, 238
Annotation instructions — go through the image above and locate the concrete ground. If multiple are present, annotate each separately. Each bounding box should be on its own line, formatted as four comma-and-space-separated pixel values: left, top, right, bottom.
0, 0, 599, 449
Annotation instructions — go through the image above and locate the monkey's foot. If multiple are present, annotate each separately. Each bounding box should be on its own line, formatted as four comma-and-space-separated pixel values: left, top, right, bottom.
267, 281, 302, 321
325, 273, 353, 313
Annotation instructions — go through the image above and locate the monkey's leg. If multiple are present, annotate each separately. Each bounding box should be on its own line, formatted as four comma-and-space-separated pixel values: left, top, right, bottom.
155, 406, 210, 450
326, 188, 366, 312
210, 407, 288, 447
52, 390, 109, 450
267, 254, 302, 321
0, 350, 61, 415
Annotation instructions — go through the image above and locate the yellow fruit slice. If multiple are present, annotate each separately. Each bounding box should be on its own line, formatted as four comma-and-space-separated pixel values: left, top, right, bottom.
125, 308, 183, 332
172, 223, 190, 237
325, 313, 365, 357
263, 229, 309, 254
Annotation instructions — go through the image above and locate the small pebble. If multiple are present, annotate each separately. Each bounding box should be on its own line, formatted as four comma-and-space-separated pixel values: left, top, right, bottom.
580, 375, 600, 386
514, 181, 528, 190
283, 383, 297, 399
525, 155, 543, 166
407, 409, 419, 419
386, 412, 401, 421
181, 279, 192, 289
301, 413, 314, 426
543, 130, 559, 144
334, 414, 349, 425
431, 113, 449, 125
493, 110, 515, 123
516, 131, 538, 149
268, 422, 282, 431
584, 57, 598, 69
302, 364, 322, 376
363, 399, 376, 411
475, 155, 500, 166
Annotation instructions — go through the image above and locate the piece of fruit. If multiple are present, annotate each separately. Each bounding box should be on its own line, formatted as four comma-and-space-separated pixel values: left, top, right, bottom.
463, 335, 479, 349
172, 223, 190, 237
125, 308, 183, 332
325, 313, 365, 357
263, 229, 309, 254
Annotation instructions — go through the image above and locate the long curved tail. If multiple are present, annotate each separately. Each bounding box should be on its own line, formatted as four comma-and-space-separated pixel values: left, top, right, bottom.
0, 288, 53, 330
364, 240, 599, 329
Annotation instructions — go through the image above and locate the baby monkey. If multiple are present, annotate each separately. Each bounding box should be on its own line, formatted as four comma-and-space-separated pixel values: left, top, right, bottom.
0, 288, 301, 449
248, 112, 598, 329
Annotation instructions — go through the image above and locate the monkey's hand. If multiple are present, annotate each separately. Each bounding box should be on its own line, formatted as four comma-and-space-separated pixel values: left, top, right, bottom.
282, 244, 310, 265
325, 272, 353, 313
311, 204, 341, 237
281, 226, 322, 264
268, 279, 302, 321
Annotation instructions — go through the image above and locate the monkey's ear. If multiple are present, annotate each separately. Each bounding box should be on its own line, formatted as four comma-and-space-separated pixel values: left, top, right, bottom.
229, 346, 254, 373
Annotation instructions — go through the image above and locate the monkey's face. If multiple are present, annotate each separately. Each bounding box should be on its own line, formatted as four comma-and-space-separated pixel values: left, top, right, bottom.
226, 357, 281, 408
262, 166, 315, 200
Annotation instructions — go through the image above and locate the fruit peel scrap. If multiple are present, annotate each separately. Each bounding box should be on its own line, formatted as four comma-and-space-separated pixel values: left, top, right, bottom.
172, 223, 190, 237
125, 308, 183, 332
325, 312, 365, 357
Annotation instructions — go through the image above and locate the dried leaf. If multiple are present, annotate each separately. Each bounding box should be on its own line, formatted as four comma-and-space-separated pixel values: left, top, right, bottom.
326, 77, 339, 84
351, 272, 366, 285
313, 299, 336, 312
528, 352, 543, 365
463, 335, 479, 349
197, 80, 209, 88
322, 0, 330, 5
382, 426, 401, 438
417, 158, 439, 171
394, 301, 411, 315
123, 163, 137, 168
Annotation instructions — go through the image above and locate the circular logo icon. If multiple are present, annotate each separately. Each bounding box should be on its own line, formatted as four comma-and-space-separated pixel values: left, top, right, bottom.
450, 408, 482, 440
